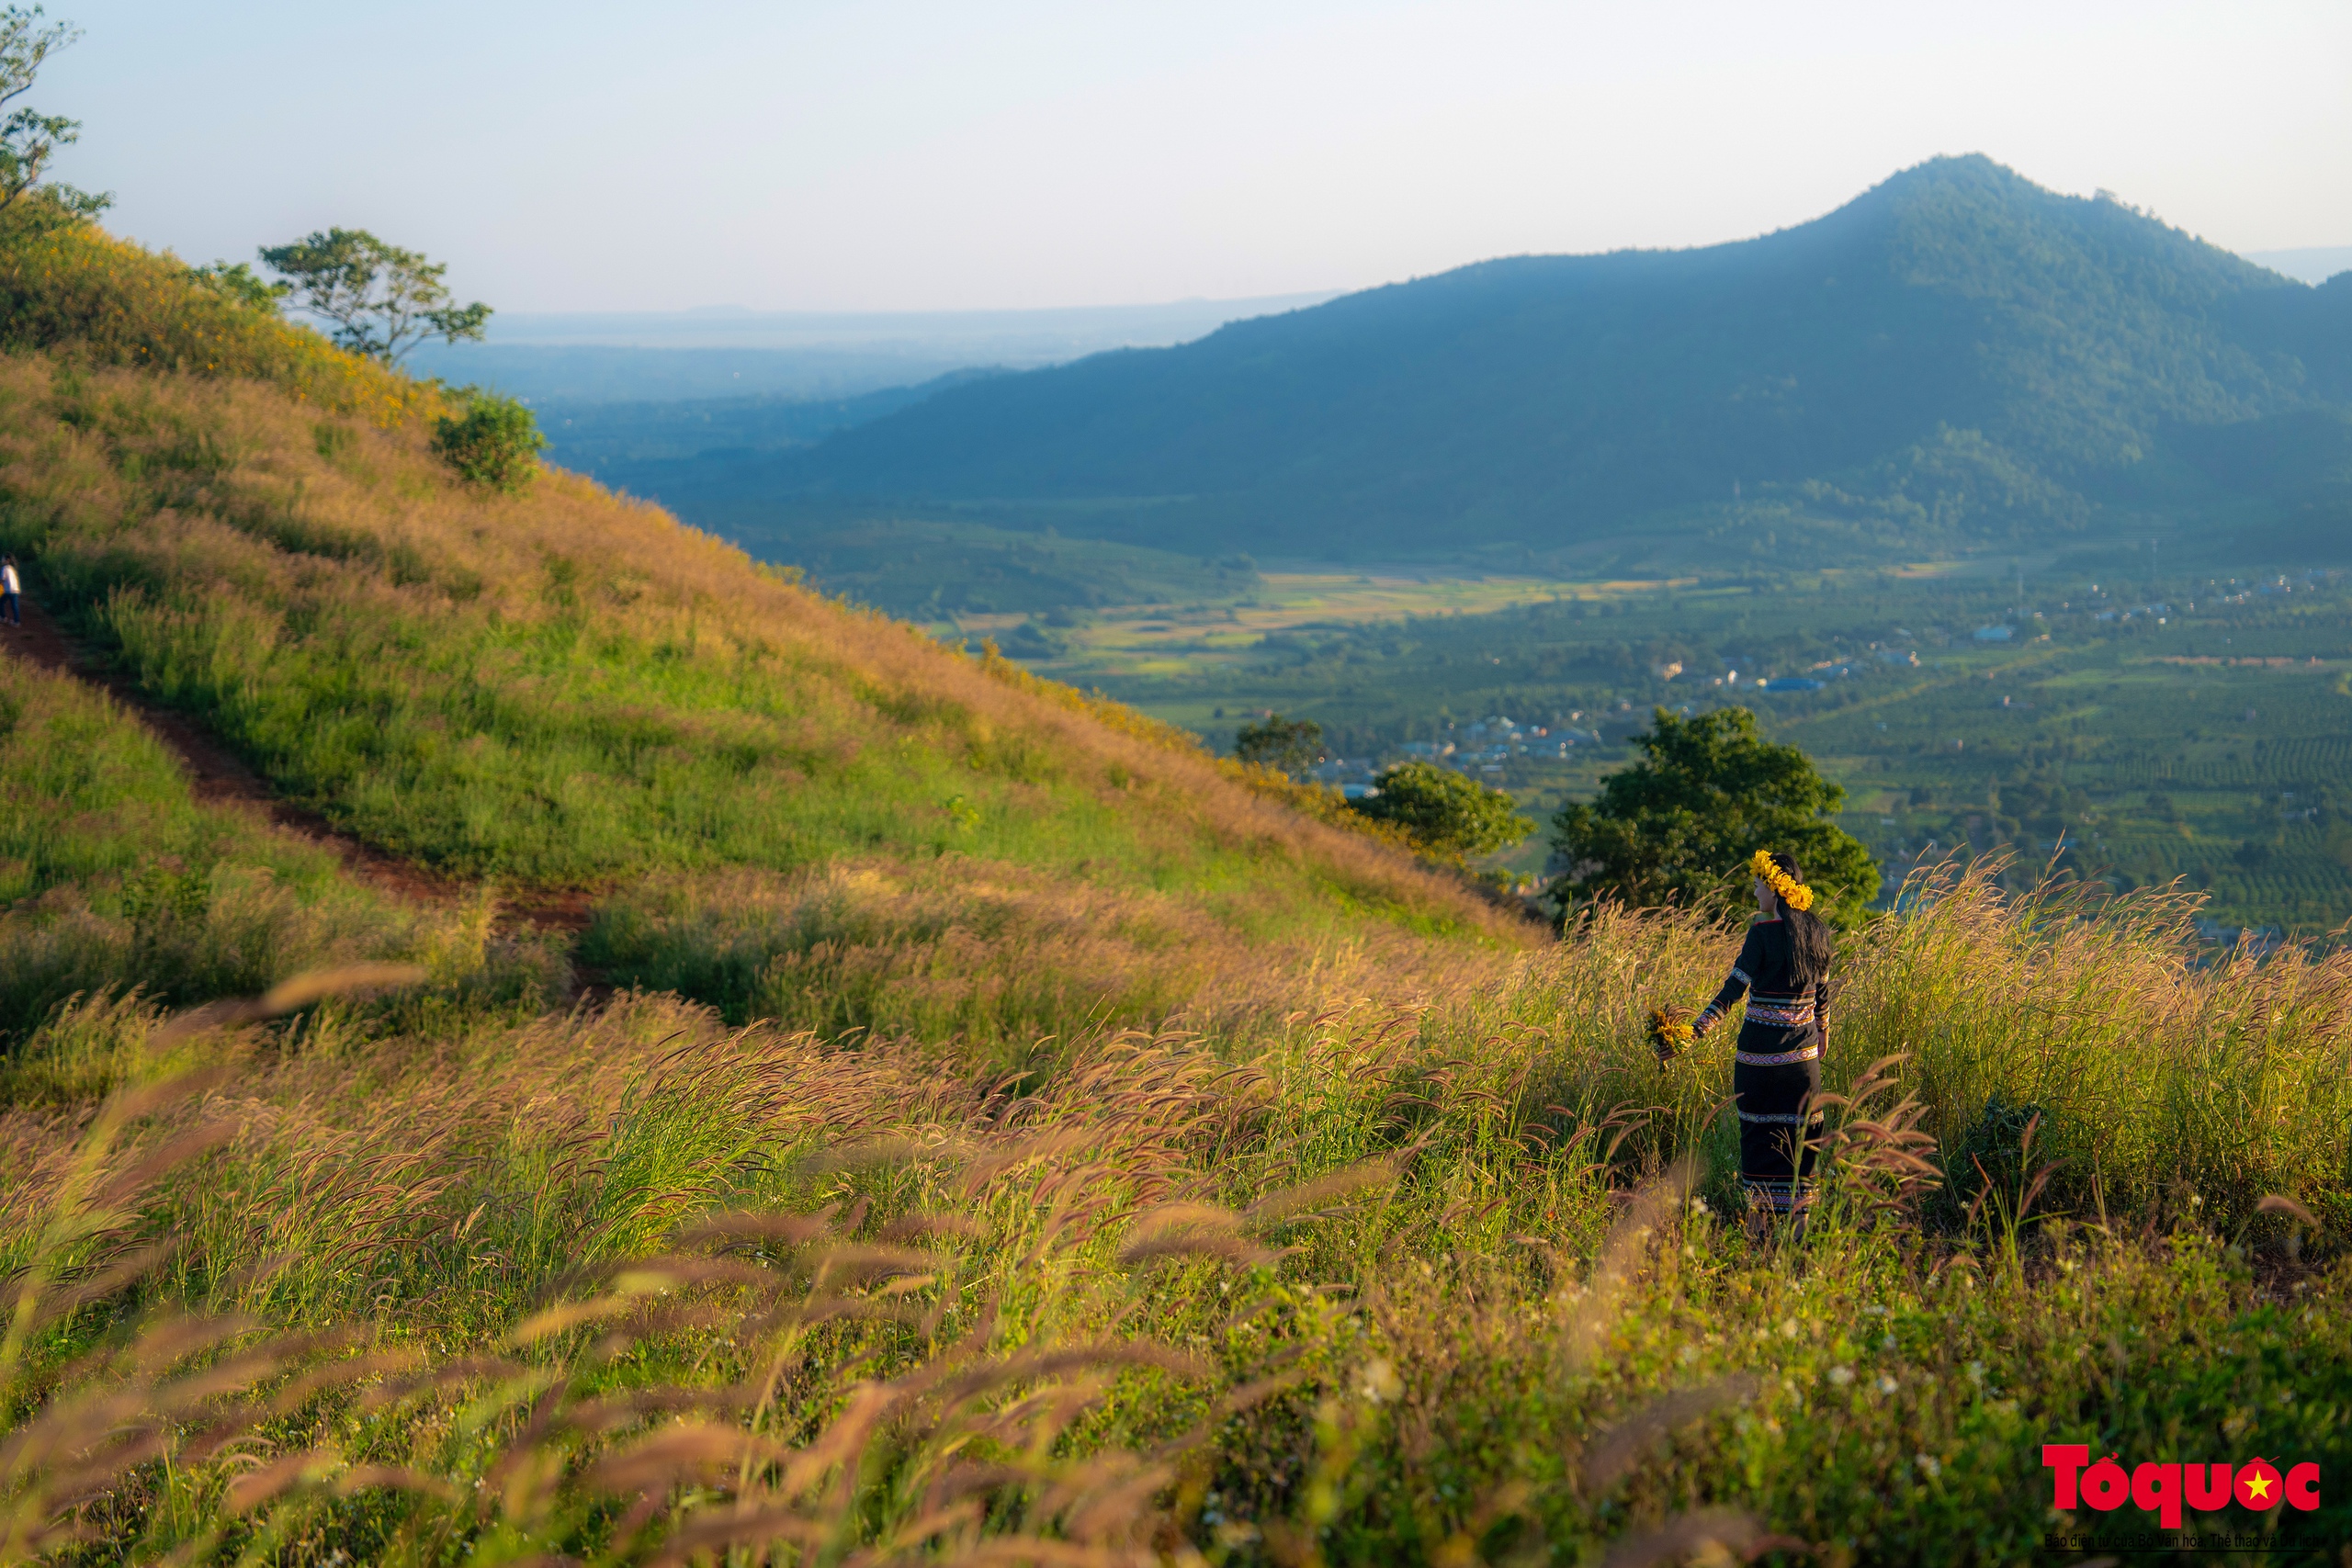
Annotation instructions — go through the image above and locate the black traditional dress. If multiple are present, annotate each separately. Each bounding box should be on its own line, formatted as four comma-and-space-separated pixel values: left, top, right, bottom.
1692, 914, 1832, 1215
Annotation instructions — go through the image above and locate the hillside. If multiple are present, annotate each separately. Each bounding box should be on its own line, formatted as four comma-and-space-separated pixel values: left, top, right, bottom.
766, 155, 2352, 566
0, 222, 1525, 1055
5, 219, 2352, 1564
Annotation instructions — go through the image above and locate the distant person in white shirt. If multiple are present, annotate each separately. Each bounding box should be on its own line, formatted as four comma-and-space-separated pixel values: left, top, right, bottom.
0, 557, 18, 626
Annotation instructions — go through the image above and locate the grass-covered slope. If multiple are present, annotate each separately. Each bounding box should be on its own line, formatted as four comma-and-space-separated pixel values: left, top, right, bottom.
0, 652, 418, 1050
0, 221, 1522, 1051
773, 155, 2352, 561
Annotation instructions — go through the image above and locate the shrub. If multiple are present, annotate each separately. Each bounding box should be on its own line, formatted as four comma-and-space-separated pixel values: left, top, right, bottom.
430, 389, 545, 491
1353, 759, 1528, 861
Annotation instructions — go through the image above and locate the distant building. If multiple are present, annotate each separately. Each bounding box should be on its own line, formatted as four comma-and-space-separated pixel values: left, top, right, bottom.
1973, 626, 2013, 642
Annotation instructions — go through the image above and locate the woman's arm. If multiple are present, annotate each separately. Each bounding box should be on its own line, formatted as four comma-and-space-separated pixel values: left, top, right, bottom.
1692, 926, 1763, 1038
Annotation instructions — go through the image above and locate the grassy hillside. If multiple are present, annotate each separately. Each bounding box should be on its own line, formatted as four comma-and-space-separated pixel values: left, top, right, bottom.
0, 652, 441, 1055
3, 222, 2350, 1564
0, 220, 1524, 1056
762, 156, 2352, 565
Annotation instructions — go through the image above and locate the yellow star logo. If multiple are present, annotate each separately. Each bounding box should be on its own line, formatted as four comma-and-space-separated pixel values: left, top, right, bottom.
2245, 1471, 2274, 1503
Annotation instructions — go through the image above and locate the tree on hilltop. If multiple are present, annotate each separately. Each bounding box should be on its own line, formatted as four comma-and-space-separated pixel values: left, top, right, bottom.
1352, 761, 1527, 863
0, 6, 109, 234
1549, 706, 1878, 924
188, 260, 289, 312
259, 229, 491, 366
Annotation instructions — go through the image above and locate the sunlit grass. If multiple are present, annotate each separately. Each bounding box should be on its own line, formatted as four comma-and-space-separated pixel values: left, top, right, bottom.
5, 868, 2348, 1562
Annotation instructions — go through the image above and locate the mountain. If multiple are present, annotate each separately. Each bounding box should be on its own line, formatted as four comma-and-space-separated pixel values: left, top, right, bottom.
765, 156, 2352, 567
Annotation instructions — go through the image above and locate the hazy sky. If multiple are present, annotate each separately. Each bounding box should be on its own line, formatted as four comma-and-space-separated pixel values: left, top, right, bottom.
46, 0, 2352, 313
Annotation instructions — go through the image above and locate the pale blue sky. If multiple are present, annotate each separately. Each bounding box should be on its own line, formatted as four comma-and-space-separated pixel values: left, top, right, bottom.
45, 0, 2352, 312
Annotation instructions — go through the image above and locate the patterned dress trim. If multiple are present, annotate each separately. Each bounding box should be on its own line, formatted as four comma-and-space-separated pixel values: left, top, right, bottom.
1735, 1043, 1821, 1066
1741, 1178, 1815, 1214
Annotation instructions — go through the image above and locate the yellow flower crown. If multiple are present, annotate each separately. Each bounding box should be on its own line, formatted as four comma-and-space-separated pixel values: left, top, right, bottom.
1749, 850, 1815, 913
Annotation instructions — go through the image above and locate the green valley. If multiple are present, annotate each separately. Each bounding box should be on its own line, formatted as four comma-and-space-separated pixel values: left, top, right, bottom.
987, 552, 2352, 933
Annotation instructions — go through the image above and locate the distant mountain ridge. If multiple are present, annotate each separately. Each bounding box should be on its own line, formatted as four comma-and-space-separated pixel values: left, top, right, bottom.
408, 292, 1340, 404
764, 156, 2352, 568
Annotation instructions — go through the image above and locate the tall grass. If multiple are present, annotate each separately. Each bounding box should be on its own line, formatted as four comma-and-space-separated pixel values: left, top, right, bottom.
578, 859, 1487, 1064
4, 870, 2347, 1562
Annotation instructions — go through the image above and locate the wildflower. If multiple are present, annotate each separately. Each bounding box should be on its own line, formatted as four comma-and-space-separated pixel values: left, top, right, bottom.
1780, 1317, 1799, 1338
1875, 1375, 1898, 1394
1916, 1454, 1941, 1479
1827, 1365, 1853, 1386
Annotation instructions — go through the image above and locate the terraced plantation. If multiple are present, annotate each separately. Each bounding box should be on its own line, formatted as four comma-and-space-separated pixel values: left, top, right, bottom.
1, 222, 2348, 1566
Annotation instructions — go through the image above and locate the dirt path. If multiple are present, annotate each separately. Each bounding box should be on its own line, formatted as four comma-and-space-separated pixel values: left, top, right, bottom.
2, 598, 595, 935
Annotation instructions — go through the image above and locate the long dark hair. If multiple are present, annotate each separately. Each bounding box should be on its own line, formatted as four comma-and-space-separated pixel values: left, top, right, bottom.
1763, 850, 1834, 986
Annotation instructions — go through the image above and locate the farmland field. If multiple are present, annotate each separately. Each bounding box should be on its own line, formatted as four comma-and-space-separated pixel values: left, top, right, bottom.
958, 553, 2352, 933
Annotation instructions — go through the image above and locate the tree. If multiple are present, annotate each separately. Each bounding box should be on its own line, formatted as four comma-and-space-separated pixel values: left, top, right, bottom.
258, 229, 491, 365
431, 389, 546, 492
1549, 706, 1878, 923
188, 260, 289, 312
1353, 761, 1527, 862
0, 6, 108, 233
1234, 713, 1323, 775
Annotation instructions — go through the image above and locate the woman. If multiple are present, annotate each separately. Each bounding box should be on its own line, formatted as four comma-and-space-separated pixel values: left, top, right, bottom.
1678, 850, 1834, 1224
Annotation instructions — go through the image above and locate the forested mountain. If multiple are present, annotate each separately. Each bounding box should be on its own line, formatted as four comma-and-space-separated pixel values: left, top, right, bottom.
771, 156, 2352, 566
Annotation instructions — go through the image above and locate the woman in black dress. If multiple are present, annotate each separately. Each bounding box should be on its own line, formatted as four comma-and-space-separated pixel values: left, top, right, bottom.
1682, 850, 1834, 1225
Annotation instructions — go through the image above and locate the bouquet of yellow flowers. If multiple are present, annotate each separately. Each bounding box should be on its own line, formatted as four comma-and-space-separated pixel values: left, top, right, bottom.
1646, 1004, 1696, 1065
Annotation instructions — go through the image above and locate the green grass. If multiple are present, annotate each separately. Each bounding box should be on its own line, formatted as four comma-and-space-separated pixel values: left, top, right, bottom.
0, 651, 422, 1047
0, 342, 1509, 971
